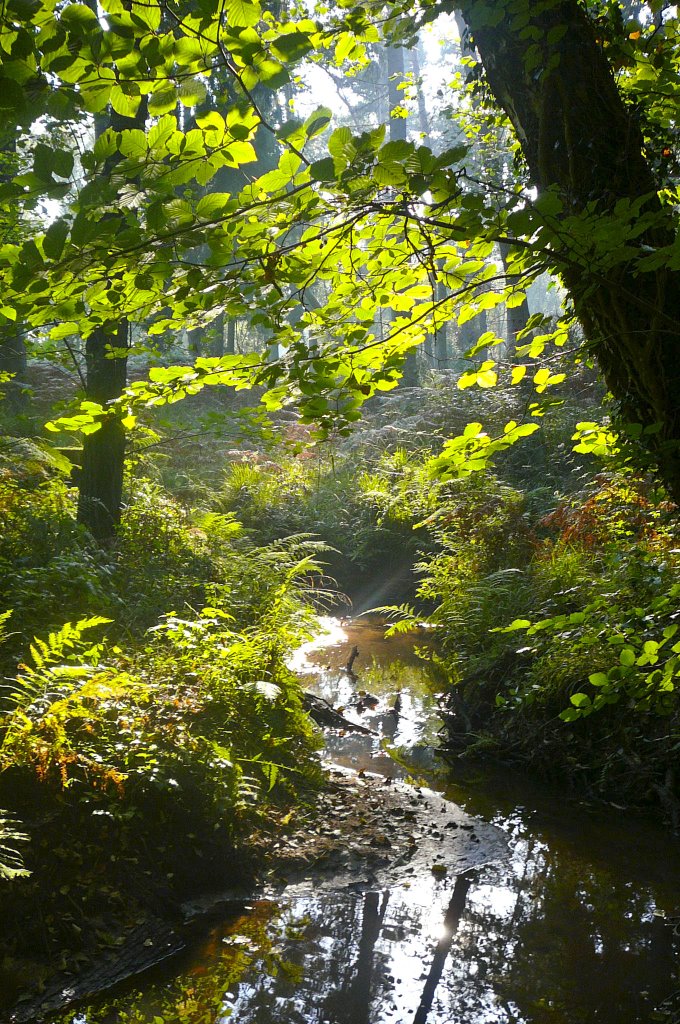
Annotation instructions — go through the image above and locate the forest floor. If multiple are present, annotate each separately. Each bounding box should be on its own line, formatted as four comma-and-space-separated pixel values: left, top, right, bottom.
2, 763, 505, 1023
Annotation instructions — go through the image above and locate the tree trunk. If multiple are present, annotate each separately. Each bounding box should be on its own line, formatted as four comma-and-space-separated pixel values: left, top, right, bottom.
77, 104, 146, 541
77, 322, 128, 539
0, 137, 27, 414
434, 278, 449, 368
458, 0, 680, 499
413, 875, 470, 1024
410, 41, 430, 143
0, 329, 27, 413
347, 891, 388, 1023
499, 241, 531, 358
387, 45, 420, 386
225, 317, 236, 356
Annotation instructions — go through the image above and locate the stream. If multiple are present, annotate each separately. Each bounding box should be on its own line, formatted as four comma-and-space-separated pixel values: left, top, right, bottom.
53, 616, 679, 1024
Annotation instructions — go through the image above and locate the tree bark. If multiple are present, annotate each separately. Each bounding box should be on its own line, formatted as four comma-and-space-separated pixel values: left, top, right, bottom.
410, 41, 430, 143
387, 45, 420, 385
77, 104, 147, 541
457, 0, 680, 499
434, 277, 449, 369
225, 317, 236, 356
77, 322, 128, 539
0, 330, 27, 413
499, 241, 531, 358
0, 137, 27, 414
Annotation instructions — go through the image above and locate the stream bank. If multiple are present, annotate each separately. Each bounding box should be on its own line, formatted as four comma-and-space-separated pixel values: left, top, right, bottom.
0, 617, 504, 1024
4, 615, 680, 1024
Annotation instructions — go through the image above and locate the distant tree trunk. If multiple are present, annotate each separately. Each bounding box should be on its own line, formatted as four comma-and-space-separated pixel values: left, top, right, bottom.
499, 241, 531, 358
410, 42, 430, 142
434, 279, 449, 368
386, 44, 406, 141
413, 46, 447, 371
458, 313, 485, 356
187, 327, 202, 357
458, 0, 680, 499
387, 45, 419, 386
225, 317, 236, 356
0, 330, 27, 413
0, 136, 27, 414
77, 103, 147, 541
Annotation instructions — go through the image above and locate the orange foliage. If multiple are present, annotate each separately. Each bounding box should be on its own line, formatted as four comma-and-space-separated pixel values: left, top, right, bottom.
540, 476, 676, 550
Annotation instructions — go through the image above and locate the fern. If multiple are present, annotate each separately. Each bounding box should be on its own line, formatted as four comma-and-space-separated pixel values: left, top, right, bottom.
0, 610, 11, 641
3, 616, 112, 714
369, 603, 426, 636
0, 811, 30, 882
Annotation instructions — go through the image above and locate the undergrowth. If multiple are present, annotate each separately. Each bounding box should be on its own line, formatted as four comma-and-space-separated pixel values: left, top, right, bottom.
0, 467, 325, 997
409, 473, 680, 818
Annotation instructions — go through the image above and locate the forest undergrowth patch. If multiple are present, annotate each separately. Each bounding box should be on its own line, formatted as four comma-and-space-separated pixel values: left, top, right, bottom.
0, 471, 327, 1013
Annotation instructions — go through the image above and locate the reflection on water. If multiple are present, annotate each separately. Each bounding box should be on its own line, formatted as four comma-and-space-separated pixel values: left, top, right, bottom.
290, 615, 445, 778
60, 617, 680, 1024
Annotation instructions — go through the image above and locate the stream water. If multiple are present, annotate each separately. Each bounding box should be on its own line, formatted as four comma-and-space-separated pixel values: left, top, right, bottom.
57, 616, 679, 1024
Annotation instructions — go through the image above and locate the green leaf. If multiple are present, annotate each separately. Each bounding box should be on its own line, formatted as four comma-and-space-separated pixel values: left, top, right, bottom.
311, 157, 336, 182
178, 77, 208, 108
271, 31, 312, 62
619, 647, 636, 667
118, 128, 147, 158
43, 218, 69, 260
512, 423, 540, 438
148, 85, 177, 116
374, 162, 407, 187
335, 32, 357, 64
132, 0, 161, 30
225, 0, 261, 28
60, 3, 99, 25
303, 106, 332, 139
328, 126, 355, 163
34, 143, 73, 182
476, 368, 497, 388
49, 322, 79, 341
109, 84, 142, 118
503, 618, 531, 631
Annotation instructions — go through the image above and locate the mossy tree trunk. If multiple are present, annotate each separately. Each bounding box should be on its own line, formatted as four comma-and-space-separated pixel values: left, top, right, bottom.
458, 0, 680, 499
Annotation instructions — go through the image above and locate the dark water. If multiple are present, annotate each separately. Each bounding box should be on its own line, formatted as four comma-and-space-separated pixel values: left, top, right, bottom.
58, 617, 680, 1024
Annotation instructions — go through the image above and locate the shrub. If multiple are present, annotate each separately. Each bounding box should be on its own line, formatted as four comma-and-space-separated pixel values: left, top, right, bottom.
113, 479, 214, 632
0, 477, 116, 669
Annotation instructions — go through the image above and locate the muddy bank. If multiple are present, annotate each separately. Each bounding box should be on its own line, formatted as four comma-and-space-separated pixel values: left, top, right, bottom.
263, 765, 506, 893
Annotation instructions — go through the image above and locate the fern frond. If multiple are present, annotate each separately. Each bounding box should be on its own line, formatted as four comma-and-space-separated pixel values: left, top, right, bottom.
367, 603, 426, 636
7, 618, 113, 714
0, 811, 30, 882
